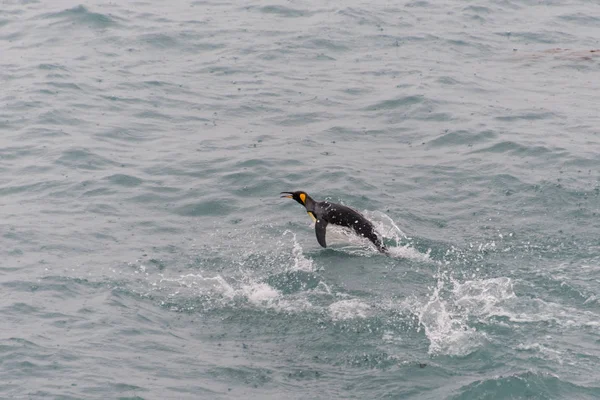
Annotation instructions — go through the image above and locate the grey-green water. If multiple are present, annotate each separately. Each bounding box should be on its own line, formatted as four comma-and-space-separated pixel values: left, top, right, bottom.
1, 0, 600, 398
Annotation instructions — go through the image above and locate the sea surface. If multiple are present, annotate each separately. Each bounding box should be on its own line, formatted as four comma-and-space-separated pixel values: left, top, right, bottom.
1, 0, 600, 398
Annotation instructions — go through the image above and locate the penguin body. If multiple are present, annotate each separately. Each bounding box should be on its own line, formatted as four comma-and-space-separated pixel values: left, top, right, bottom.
281, 191, 387, 253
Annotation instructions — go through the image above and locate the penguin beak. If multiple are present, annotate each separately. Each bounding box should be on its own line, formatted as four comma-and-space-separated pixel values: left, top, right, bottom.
280, 192, 293, 198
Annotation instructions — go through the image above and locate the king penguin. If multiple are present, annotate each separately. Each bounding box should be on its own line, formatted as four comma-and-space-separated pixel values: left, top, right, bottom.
280, 191, 388, 253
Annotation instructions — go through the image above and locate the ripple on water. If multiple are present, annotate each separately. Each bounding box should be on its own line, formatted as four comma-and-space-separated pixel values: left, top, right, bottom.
104, 174, 144, 187
426, 129, 497, 148
557, 13, 600, 26
40, 5, 120, 29
451, 372, 600, 400
174, 199, 236, 217
137, 33, 180, 49
495, 111, 557, 121
468, 140, 556, 157
253, 5, 310, 18
362, 95, 425, 111
55, 148, 122, 170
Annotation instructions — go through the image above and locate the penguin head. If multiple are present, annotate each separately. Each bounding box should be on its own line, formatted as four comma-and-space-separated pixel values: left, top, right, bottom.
280, 191, 309, 207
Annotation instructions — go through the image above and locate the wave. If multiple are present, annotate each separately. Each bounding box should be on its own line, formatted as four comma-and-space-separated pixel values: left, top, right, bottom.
40, 5, 120, 29
452, 372, 600, 400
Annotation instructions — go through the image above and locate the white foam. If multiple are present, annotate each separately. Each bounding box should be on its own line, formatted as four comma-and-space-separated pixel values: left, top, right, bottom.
415, 273, 482, 357
157, 273, 237, 299
153, 271, 320, 313
137, 230, 328, 315
410, 268, 600, 358
241, 282, 281, 305
516, 342, 563, 364
452, 277, 516, 318
284, 230, 314, 272
488, 298, 598, 326
367, 210, 437, 262
388, 245, 433, 262
328, 299, 371, 321
450, 277, 600, 327
382, 330, 403, 344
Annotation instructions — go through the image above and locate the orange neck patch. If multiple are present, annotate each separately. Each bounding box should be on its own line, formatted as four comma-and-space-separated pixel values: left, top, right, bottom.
299, 193, 306, 204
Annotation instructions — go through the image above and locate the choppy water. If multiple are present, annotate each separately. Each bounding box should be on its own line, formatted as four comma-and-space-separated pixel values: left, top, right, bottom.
2, 0, 600, 398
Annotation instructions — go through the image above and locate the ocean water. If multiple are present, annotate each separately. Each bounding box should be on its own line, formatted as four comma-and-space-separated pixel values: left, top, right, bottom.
1, 0, 600, 398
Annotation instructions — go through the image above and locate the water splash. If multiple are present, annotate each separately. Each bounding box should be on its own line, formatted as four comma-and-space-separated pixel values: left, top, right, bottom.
132, 231, 323, 313
452, 277, 516, 318
414, 268, 482, 357
366, 210, 408, 241
314, 209, 433, 262
387, 244, 434, 262
284, 230, 315, 272
156, 273, 236, 299
240, 282, 281, 306
328, 299, 371, 321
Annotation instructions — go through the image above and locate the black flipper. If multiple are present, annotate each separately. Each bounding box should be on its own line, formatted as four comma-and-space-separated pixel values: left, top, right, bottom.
368, 232, 388, 254
315, 219, 328, 248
